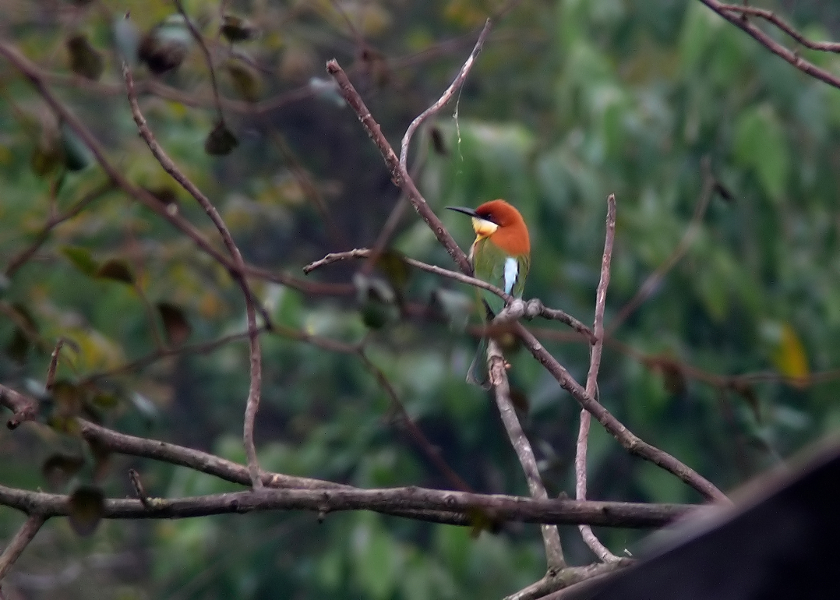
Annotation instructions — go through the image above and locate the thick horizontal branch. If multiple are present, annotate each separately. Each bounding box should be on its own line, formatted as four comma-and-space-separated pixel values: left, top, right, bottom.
0, 482, 705, 529
0, 389, 704, 529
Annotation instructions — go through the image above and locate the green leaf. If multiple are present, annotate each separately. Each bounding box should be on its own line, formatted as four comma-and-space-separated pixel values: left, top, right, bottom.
46, 415, 81, 435
42, 453, 85, 489
68, 485, 105, 536
5, 303, 38, 362
60, 122, 94, 171
95, 259, 135, 285
374, 249, 412, 303
66, 33, 104, 81
90, 392, 119, 409
353, 273, 399, 329
733, 104, 789, 200
6, 328, 29, 362
204, 121, 239, 156
50, 379, 85, 417
61, 246, 99, 276
678, 2, 717, 71
224, 58, 262, 102
220, 14, 259, 43
31, 117, 63, 177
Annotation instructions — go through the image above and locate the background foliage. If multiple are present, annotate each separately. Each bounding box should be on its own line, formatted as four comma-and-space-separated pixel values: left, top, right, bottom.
2, 0, 840, 598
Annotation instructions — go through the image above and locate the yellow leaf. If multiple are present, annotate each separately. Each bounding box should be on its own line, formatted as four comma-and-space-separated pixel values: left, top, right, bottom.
772, 323, 809, 386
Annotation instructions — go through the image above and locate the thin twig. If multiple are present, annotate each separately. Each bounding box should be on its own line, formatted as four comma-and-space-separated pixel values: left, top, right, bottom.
173, 0, 225, 123
718, 3, 840, 52
358, 351, 474, 492
45, 338, 66, 391
326, 60, 472, 274
698, 0, 840, 90
576, 194, 619, 563
0, 515, 46, 580
504, 560, 630, 600
305, 248, 593, 338
0, 42, 270, 294
488, 338, 565, 571
121, 62, 264, 489
4, 181, 114, 277
263, 123, 347, 247
399, 19, 491, 173
516, 323, 729, 503
128, 469, 152, 509
361, 127, 429, 276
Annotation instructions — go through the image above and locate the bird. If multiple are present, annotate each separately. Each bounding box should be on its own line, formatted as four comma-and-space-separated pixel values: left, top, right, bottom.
447, 200, 531, 387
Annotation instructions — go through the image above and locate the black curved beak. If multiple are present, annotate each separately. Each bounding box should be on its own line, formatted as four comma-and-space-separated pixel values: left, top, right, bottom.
446, 206, 479, 218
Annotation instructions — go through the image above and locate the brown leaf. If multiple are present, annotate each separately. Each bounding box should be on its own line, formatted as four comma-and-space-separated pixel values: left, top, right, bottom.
95, 259, 135, 285
66, 34, 104, 80
204, 121, 239, 156
42, 453, 85, 489
68, 485, 105, 536
157, 302, 191, 346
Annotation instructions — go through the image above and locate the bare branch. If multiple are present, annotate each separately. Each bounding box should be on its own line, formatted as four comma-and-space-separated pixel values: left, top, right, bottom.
323, 57, 727, 503
75, 418, 338, 492
358, 351, 474, 493
0, 43, 238, 276
0, 386, 38, 430
717, 3, 840, 53
577, 194, 620, 563
305, 249, 593, 338
0, 482, 703, 529
515, 323, 729, 504
128, 469, 152, 509
0, 41, 339, 303
45, 338, 66, 391
326, 60, 473, 274
173, 0, 225, 123
698, 0, 840, 90
121, 62, 264, 489
488, 338, 565, 571
399, 19, 491, 172
4, 181, 114, 277
81, 324, 356, 384
0, 515, 46, 581
505, 560, 630, 600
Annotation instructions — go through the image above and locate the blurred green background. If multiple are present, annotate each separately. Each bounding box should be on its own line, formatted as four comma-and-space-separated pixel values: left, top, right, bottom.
2, 0, 840, 598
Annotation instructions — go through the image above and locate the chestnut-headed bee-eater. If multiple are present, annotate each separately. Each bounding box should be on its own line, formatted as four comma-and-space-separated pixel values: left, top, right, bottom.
447, 200, 531, 387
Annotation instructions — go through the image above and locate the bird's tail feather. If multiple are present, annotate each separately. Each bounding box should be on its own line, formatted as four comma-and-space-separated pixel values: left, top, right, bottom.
466, 336, 492, 390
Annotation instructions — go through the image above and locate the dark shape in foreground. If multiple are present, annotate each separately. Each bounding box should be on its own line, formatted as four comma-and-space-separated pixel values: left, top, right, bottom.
556, 438, 840, 600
